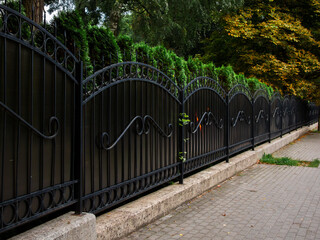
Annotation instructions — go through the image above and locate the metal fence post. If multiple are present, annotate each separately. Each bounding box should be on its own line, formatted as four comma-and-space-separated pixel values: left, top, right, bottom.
318, 106, 320, 131
252, 98, 255, 150
280, 101, 283, 138
226, 94, 230, 162
178, 89, 184, 184
268, 98, 271, 143
75, 61, 83, 214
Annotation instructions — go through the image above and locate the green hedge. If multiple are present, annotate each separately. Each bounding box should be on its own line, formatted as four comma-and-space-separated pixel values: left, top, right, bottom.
46, 10, 273, 94
87, 25, 121, 69
53, 10, 92, 73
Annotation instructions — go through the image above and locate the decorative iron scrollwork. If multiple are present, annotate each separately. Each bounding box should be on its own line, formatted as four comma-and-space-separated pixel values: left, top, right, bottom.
98, 115, 173, 151
272, 107, 281, 118
231, 111, 251, 127
189, 112, 223, 134
255, 110, 269, 123
0, 101, 59, 139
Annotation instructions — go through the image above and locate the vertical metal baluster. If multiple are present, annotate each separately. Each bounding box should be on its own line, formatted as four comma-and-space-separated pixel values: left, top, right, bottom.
192, 89, 195, 168
128, 69, 132, 183
268, 98, 271, 143
1, 28, 7, 205
99, 69, 103, 193
60, 23, 65, 190
40, 28, 47, 202
14, 4, 22, 216
134, 80, 137, 182
107, 82, 111, 189
178, 89, 184, 184
280, 99, 283, 138
145, 79, 148, 184
154, 74, 158, 178
167, 81, 171, 177
140, 80, 143, 187
51, 33, 56, 188
121, 81, 125, 184
151, 79, 154, 177
251, 98, 255, 150
196, 87, 199, 167
27, 23, 34, 209
226, 94, 229, 162
115, 70, 118, 186
91, 74, 95, 201
75, 61, 83, 214
159, 83, 163, 177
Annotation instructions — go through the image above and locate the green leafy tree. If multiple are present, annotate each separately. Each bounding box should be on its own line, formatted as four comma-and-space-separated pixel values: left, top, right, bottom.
202, 0, 320, 102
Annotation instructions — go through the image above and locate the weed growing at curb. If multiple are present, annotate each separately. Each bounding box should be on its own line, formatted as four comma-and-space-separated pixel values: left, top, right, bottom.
260, 154, 320, 168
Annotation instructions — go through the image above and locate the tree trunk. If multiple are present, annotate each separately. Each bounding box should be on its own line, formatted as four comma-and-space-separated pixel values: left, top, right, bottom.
109, 1, 122, 36
22, 0, 44, 24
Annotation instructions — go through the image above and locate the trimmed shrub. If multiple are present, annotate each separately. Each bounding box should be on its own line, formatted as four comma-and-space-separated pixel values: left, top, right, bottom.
169, 51, 189, 88
152, 45, 175, 80
117, 34, 136, 61
53, 10, 92, 73
134, 42, 156, 66
87, 25, 121, 70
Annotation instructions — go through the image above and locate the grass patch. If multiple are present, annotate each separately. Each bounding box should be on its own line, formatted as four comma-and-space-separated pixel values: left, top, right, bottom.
260, 154, 320, 168
308, 159, 320, 168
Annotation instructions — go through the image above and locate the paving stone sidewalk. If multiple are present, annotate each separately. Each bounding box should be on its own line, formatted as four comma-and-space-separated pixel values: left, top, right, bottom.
273, 131, 320, 162
123, 132, 320, 240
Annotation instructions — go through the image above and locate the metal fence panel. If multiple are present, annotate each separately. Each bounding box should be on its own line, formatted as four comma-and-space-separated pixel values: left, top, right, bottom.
81, 62, 181, 214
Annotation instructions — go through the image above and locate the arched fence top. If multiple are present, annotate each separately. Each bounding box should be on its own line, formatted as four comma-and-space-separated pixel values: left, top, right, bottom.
82, 62, 181, 104
228, 84, 252, 102
271, 92, 282, 102
183, 76, 227, 103
283, 95, 291, 102
253, 89, 270, 103
0, 4, 79, 77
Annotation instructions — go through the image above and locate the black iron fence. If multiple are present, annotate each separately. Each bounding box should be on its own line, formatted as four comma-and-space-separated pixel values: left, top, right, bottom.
0, 3, 319, 235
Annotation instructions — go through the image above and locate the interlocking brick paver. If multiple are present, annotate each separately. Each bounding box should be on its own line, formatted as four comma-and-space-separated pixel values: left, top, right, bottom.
273, 132, 320, 161
123, 165, 320, 240
123, 132, 320, 240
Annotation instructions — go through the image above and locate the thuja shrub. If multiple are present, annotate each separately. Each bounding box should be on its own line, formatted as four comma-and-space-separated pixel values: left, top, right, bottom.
53, 10, 92, 73
117, 34, 136, 61
134, 42, 156, 66
87, 25, 121, 70
169, 51, 189, 88
152, 45, 175, 80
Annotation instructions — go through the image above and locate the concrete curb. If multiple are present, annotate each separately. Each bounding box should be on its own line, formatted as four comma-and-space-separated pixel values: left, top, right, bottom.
96, 123, 317, 240
11, 123, 317, 240
12, 212, 96, 240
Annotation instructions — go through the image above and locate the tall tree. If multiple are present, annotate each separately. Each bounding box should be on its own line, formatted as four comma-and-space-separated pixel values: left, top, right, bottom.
21, 0, 44, 23
202, 0, 320, 102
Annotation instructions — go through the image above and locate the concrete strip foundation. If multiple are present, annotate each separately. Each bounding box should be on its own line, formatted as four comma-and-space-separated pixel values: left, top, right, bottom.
11, 212, 96, 240
11, 123, 317, 240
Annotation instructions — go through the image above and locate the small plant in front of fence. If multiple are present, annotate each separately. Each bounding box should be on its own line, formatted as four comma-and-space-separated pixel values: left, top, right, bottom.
179, 113, 190, 162
179, 113, 190, 126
